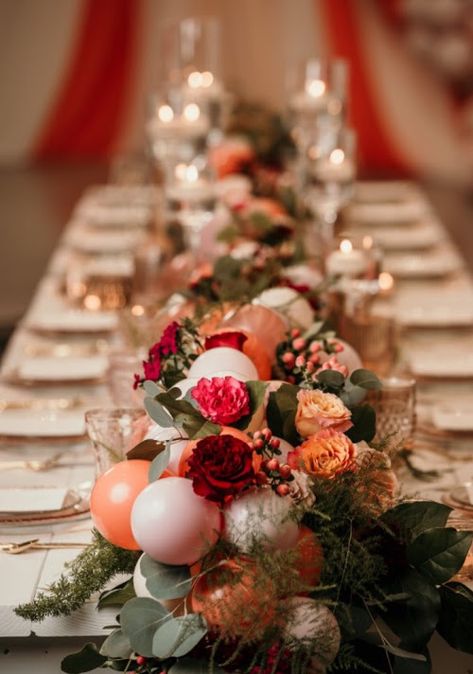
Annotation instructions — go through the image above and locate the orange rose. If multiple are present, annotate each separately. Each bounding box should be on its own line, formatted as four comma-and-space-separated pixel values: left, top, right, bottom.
295, 389, 352, 438
289, 429, 356, 479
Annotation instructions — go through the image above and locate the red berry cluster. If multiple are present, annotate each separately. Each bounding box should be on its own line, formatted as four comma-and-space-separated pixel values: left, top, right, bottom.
251, 427, 294, 496
276, 328, 344, 384
249, 644, 293, 674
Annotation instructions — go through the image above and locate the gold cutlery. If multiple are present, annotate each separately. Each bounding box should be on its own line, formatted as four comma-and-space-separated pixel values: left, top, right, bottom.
0, 451, 66, 472
0, 539, 88, 554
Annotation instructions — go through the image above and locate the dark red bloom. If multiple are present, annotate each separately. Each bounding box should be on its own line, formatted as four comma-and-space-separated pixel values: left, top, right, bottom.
158, 321, 180, 356
186, 434, 256, 502
205, 331, 247, 352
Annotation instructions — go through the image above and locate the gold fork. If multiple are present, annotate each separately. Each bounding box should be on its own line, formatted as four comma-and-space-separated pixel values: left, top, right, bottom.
0, 451, 66, 472
0, 539, 88, 554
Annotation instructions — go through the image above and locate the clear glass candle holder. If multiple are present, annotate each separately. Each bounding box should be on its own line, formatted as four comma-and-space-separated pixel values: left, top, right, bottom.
85, 408, 147, 476
107, 350, 144, 407
371, 376, 417, 450
338, 313, 398, 377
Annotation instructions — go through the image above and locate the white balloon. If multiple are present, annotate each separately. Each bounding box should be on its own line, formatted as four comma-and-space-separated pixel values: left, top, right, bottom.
254, 287, 314, 330
225, 488, 299, 553
188, 347, 258, 380
133, 553, 152, 598
174, 377, 199, 398
282, 597, 341, 668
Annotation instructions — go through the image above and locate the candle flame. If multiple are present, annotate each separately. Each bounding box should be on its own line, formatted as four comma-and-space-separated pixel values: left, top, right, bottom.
201, 71, 214, 87
131, 304, 145, 317
158, 104, 174, 123
183, 103, 200, 122
84, 294, 102, 311
305, 79, 326, 98
378, 272, 394, 291
340, 239, 352, 254
330, 148, 345, 165
188, 71, 203, 88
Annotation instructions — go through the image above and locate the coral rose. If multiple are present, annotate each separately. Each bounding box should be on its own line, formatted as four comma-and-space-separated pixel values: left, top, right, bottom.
192, 376, 250, 425
295, 389, 352, 437
288, 429, 356, 479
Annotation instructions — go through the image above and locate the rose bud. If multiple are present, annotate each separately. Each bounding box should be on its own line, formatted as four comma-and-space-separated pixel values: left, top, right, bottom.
295, 355, 306, 368
291, 328, 301, 338
309, 341, 321, 353
282, 352, 296, 365
270, 437, 280, 450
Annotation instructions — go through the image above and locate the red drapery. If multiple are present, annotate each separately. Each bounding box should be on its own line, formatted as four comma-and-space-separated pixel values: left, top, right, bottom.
34, 0, 139, 160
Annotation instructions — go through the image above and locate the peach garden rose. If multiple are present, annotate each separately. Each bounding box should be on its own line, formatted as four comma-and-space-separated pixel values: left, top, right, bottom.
295, 389, 352, 438
288, 429, 356, 479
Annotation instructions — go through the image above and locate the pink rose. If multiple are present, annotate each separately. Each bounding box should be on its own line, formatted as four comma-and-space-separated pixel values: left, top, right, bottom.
192, 376, 251, 425
295, 389, 352, 437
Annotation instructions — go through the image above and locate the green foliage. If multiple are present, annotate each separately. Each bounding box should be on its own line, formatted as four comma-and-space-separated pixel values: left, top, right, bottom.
437, 582, 473, 653
120, 597, 171, 657
381, 501, 452, 542
100, 630, 133, 659
148, 442, 171, 481
266, 382, 299, 444
15, 531, 139, 622
98, 579, 136, 608
346, 405, 377, 443
152, 614, 208, 658
140, 554, 192, 600
407, 528, 473, 584
61, 643, 107, 674
233, 380, 268, 430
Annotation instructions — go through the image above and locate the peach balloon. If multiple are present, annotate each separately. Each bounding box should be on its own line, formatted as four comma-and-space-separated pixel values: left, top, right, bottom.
131, 477, 221, 565
294, 526, 324, 589
223, 305, 287, 358
178, 426, 252, 477
90, 460, 150, 550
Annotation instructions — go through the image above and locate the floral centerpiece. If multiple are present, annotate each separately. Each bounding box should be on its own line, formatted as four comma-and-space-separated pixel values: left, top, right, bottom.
16, 305, 473, 674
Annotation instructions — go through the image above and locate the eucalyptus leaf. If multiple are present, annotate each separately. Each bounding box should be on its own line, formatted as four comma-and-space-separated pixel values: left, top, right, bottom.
141, 554, 192, 600
127, 439, 165, 462
382, 501, 452, 542
120, 597, 170, 657
350, 369, 382, 390
340, 379, 367, 407
100, 629, 133, 659
437, 582, 473, 654
144, 397, 174, 428
152, 613, 207, 658
148, 443, 171, 481
316, 369, 345, 389
98, 579, 136, 608
61, 643, 107, 673
407, 528, 473, 585
143, 380, 163, 397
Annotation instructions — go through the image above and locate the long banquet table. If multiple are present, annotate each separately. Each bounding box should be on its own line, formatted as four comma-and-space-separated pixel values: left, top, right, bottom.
1, 180, 473, 672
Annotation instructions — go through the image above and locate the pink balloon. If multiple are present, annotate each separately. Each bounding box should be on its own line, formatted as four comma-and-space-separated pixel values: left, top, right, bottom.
131, 477, 221, 565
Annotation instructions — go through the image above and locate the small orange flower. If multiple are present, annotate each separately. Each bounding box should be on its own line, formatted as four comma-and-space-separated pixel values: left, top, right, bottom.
289, 429, 356, 479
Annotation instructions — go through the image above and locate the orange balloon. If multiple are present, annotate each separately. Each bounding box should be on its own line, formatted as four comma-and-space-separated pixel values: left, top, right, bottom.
294, 526, 324, 589
191, 559, 275, 637
90, 460, 150, 550
178, 426, 252, 477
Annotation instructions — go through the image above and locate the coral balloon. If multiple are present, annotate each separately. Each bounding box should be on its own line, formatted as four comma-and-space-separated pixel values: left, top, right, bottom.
131, 477, 221, 565
178, 426, 253, 477
223, 305, 287, 358
294, 526, 324, 589
191, 559, 276, 638
90, 460, 150, 550
211, 329, 272, 380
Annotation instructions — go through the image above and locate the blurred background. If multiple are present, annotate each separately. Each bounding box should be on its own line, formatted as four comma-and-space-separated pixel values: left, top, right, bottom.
1, 0, 472, 348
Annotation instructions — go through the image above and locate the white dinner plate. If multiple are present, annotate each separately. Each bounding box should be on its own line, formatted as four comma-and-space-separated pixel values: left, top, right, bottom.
371, 224, 440, 251
0, 487, 74, 514
76, 202, 151, 228
83, 185, 160, 207
0, 409, 86, 438
347, 200, 427, 226
384, 252, 461, 279
66, 228, 144, 255
354, 181, 419, 203
432, 403, 473, 432
16, 356, 107, 383
27, 310, 118, 334
408, 351, 473, 379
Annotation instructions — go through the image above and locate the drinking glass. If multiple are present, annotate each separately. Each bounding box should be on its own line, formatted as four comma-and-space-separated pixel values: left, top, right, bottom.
85, 408, 147, 476
371, 377, 417, 450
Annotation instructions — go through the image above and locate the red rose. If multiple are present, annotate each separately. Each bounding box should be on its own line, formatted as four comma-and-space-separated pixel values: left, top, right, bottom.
192, 376, 250, 425
186, 434, 256, 502
205, 331, 248, 352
